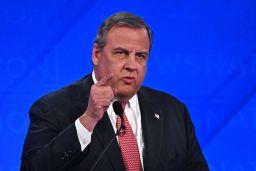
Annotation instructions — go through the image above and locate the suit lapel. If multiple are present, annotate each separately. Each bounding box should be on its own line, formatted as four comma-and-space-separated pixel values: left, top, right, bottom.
75, 74, 125, 170
94, 112, 125, 171
138, 88, 163, 171
77, 75, 163, 170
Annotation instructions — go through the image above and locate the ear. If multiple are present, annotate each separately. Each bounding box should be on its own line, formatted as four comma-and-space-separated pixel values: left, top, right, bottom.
92, 43, 102, 66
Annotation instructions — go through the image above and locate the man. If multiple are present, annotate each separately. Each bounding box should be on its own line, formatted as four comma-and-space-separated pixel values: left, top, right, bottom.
21, 12, 209, 171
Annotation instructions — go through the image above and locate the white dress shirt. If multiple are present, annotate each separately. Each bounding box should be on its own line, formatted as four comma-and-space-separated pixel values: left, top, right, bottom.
75, 71, 144, 168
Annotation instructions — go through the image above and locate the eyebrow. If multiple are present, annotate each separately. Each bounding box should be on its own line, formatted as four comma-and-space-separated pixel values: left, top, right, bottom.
113, 47, 149, 55
135, 51, 149, 56
113, 47, 129, 52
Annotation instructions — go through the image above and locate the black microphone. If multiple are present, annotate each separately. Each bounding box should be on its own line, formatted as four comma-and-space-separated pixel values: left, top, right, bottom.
113, 101, 126, 132
113, 101, 123, 116
90, 101, 125, 171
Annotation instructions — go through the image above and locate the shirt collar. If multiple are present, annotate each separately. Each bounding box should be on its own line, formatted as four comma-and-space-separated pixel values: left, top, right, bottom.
92, 70, 97, 84
92, 71, 137, 111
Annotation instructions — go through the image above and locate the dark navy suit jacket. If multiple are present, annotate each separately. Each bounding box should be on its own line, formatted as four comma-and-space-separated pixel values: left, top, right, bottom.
21, 74, 209, 171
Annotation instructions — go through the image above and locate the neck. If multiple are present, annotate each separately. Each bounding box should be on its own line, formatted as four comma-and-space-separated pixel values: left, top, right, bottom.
116, 94, 133, 104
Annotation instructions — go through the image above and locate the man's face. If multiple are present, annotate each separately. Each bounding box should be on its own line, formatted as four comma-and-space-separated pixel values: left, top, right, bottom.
92, 26, 150, 101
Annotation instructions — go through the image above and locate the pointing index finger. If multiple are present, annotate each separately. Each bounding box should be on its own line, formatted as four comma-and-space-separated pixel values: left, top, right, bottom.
96, 73, 113, 86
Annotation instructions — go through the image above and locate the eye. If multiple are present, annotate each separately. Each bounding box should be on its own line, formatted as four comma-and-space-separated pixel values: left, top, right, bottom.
114, 49, 127, 57
137, 54, 146, 59
116, 51, 125, 55
136, 53, 148, 61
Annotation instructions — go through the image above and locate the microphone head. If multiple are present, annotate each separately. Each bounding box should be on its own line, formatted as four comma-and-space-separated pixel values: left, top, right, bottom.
112, 101, 123, 116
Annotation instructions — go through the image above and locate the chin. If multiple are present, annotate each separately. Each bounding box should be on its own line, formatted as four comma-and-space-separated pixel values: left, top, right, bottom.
116, 88, 138, 100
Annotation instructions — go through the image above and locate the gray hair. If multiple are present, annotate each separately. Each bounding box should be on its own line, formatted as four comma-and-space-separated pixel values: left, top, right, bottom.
94, 12, 152, 52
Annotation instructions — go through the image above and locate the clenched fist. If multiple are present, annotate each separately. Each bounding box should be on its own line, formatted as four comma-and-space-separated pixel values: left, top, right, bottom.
79, 74, 116, 132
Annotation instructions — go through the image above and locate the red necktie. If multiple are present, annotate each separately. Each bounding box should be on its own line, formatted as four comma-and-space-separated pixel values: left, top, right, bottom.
117, 103, 142, 171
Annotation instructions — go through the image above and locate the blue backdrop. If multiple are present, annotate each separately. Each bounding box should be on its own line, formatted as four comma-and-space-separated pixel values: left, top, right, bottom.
1, 0, 256, 170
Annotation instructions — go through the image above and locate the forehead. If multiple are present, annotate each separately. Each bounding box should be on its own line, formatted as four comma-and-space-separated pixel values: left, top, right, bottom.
105, 26, 150, 51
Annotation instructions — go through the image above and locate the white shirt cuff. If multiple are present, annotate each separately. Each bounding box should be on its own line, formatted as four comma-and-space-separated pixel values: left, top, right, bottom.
75, 118, 93, 151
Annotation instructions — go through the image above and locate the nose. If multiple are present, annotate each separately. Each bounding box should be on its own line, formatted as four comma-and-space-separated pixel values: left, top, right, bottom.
124, 54, 137, 72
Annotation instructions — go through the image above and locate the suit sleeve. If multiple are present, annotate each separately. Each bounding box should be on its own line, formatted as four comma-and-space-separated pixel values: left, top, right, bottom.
183, 105, 209, 171
20, 100, 87, 171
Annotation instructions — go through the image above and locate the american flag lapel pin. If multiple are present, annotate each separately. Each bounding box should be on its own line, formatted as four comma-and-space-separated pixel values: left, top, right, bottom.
154, 113, 160, 119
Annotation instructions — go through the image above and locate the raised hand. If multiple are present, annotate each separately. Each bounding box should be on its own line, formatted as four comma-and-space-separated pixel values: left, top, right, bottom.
79, 74, 116, 132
